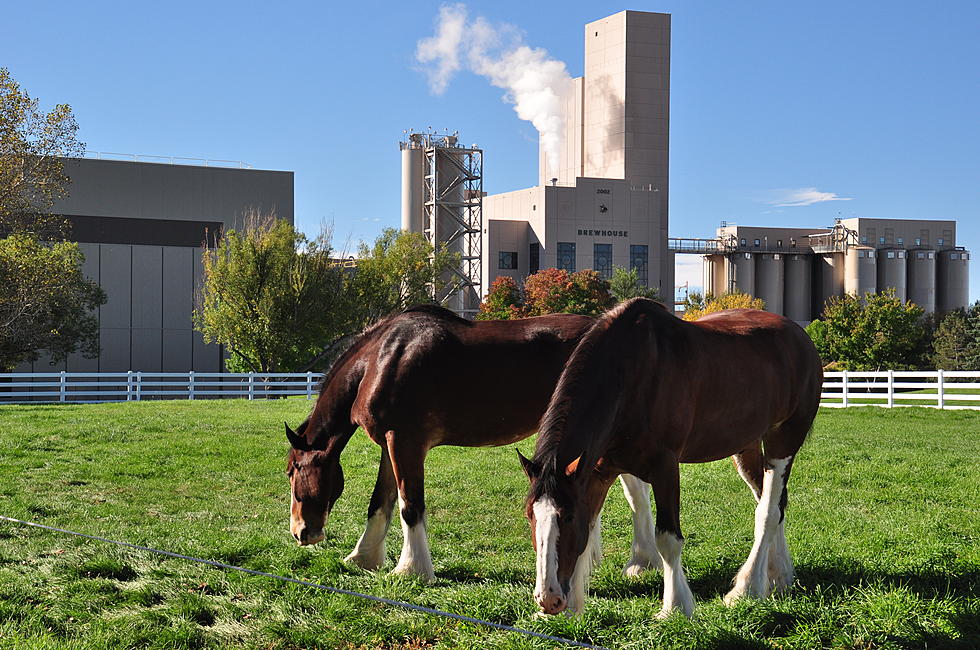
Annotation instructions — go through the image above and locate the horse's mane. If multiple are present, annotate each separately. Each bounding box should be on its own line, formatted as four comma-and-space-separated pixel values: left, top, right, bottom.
316, 303, 470, 394
532, 298, 667, 490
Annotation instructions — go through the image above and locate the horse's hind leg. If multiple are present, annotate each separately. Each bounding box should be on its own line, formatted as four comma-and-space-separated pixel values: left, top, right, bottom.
724, 452, 796, 605
386, 433, 435, 581
345, 445, 397, 570
732, 445, 789, 593
619, 474, 662, 576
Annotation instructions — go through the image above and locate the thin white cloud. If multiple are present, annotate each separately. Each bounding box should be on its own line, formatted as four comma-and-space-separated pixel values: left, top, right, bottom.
762, 187, 853, 208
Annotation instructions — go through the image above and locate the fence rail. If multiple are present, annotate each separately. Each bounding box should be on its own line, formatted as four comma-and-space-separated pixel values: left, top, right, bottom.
2, 371, 980, 409
0, 372, 325, 403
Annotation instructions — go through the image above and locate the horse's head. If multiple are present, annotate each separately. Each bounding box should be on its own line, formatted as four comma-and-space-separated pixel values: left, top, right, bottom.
286, 420, 344, 546
519, 450, 593, 615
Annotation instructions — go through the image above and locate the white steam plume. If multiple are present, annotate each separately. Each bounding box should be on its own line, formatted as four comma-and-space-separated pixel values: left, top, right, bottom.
416, 4, 572, 172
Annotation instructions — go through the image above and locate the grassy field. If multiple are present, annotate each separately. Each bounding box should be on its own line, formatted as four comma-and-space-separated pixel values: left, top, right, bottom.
0, 401, 978, 649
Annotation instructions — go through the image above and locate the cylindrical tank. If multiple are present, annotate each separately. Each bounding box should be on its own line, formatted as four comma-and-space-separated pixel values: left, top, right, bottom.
813, 253, 844, 317
876, 249, 907, 301
906, 249, 937, 313
783, 253, 812, 322
400, 146, 424, 233
937, 249, 970, 312
727, 252, 755, 296
703, 254, 726, 297
844, 246, 877, 299
754, 253, 784, 314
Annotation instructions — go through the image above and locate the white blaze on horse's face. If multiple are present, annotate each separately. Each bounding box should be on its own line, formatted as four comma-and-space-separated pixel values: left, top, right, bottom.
532, 497, 567, 614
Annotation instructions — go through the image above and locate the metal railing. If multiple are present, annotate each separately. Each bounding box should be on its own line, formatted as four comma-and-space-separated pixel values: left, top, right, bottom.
0, 372, 324, 403
2, 371, 979, 409
821, 370, 980, 410
79, 151, 253, 169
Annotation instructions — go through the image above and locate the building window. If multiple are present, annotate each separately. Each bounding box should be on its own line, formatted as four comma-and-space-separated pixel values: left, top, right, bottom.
897, 237, 904, 245
928, 252, 934, 259
915, 237, 922, 246
498, 251, 517, 270
917, 252, 924, 259
879, 237, 886, 244
630, 244, 649, 287
557, 242, 576, 272
938, 238, 945, 246
777, 239, 783, 247
754, 239, 761, 247
790, 238, 797, 248
898, 251, 905, 258
861, 235, 868, 244
740, 238, 746, 246
594, 244, 612, 279
887, 251, 895, 259
858, 251, 865, 258
529, 243, 540, 275
950, 253, 959, 260
868, 251, 875, 258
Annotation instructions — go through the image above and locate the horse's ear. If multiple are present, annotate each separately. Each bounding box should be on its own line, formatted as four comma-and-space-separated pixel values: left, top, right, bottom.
517, 449, 540, 478
285, 422, 309, 450
564, 455, 583, 477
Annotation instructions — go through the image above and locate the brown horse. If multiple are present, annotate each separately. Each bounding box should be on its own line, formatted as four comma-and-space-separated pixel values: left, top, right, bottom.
520, 298, 822, 617
286, 304, 662, 582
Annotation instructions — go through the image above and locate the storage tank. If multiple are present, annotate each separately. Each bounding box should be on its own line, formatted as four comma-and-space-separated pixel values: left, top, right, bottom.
783, 253, 812, 322
703, 255, 726, 297
876, 249, 907, 301
844, 246, 877, 298
906, 249, 937, 313
754, 253, 784, 314
727, 252, 755, 296
937, 249, 970, 312
813, 253, 844, 317
400, 145, 424, 233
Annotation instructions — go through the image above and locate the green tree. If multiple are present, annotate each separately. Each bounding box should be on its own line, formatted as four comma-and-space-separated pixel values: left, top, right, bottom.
0, 67, 83, 237
930, 309, 971, 370
0, 232, 105, 370
682, 291, 765, 321
194, 215, 349, 373
608, 266, 659, 303
523, 268, 613, 317
476, 275, 524, 320
810, 290, 926, 370
0, 68, 102, 370
347, 227, 457, 327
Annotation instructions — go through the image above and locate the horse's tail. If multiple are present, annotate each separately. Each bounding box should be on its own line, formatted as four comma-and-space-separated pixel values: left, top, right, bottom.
535, 298, 664, 470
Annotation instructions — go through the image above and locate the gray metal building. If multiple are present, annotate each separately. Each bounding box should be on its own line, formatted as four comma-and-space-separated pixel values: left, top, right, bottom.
14, 156, 294, 373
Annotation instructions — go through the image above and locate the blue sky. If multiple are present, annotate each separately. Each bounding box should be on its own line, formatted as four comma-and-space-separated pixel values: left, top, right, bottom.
5, 0, 979, 300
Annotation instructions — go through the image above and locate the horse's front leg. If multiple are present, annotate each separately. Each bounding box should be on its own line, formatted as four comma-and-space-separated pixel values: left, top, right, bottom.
619, 473, 662, 576
647, 453, 695, 618
345, 445, 397, 570
565, 471, 618, 615
386, 433, 435, 582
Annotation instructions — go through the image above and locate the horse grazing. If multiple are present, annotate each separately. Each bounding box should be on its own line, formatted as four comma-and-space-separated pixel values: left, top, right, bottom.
520, 298, 822, 617
286, 304, 662, 583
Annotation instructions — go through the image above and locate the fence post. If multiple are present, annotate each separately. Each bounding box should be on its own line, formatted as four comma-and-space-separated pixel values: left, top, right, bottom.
887, 370, 894, 408
938, 369, 944, 409
136, 371, 143, 401
248, 373, 254, 400
841, 370, 848, 408
307, 371, 313, 399
127, 371, 133, 401
59, 371, 67, 403
189, 371, 195, 400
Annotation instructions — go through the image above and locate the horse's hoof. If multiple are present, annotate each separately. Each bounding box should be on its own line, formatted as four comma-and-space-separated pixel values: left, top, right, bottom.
343, 551, 383, 571
392, 565, 435, 583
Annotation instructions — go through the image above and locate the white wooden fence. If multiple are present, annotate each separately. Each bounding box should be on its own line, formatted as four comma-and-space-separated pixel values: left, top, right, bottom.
0, 372, 325, 403
821, 370, 980, 410
2, 370, 980, 409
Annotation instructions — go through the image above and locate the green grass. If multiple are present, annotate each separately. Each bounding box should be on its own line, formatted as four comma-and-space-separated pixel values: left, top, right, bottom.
0, 401, 978, 649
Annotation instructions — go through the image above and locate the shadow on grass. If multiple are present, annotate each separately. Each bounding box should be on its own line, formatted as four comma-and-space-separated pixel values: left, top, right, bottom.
436, 564, 528, 584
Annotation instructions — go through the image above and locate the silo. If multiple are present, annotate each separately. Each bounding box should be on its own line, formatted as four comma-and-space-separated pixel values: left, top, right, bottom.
906, 249, 936, 313
703, 255, 726, 297
844, 246, 877, 298
727, 252, 755, 296
937, 249, 970, 312
754, 253, 784, 314
400, 145, 424, 233
783, 253, 812, 322
876, 249, 907, 301
813, 253, 844, 317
